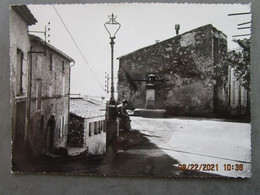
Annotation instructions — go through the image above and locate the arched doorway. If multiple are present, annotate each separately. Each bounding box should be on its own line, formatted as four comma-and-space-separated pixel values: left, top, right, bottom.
46, 115, 55, 154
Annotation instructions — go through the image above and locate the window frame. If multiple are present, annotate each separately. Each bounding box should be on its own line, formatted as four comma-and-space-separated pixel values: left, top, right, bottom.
16, 49, 24, 96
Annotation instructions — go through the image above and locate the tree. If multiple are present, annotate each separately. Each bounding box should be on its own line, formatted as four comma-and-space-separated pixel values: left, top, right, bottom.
227, 39, 250, 91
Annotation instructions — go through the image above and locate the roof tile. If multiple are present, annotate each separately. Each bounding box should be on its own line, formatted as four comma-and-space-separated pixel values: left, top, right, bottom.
70, 98, 106, 119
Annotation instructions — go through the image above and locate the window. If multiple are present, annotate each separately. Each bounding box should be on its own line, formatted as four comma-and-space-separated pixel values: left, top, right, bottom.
94, 122, 98, 135
97, 121, 99, 134
103, 120, 106, 132
59, 116, 65, 138
36, 79, 42, 110
49, 53, 53, 71
16, 49, 24, 96
102, 120, 105, 132
62, 76, 66, 95
89, 123, 92, 137
98, 121, 102, 133
62, 61, 65, 74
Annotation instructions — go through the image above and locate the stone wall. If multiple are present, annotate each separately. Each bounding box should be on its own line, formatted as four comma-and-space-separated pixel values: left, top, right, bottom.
117, 24, 228, 117
68, 113, 106, 155
10, 6, 72, 157
9, 7, 31, 141
68, 114, 84, 147
28, 42, 71, 156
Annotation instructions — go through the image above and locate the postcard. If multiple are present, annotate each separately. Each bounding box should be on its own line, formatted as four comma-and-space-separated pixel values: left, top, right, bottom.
10, 3, 251, 178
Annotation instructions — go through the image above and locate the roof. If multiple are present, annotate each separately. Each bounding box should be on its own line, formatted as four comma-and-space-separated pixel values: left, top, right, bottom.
29, 34, 75, 63
117, 24, 227, 59
11, 5, 37, 25
234, 38, 250, 51
70, 98, 106, 119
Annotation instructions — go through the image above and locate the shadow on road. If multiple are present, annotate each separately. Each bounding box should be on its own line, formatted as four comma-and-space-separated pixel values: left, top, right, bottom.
12, 130, 223, 177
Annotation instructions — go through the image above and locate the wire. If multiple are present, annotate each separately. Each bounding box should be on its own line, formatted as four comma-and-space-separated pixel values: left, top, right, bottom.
52, 5, 105, 91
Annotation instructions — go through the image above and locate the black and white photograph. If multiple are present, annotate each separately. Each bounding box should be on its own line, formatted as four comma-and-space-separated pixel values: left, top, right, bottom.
10, 3, 251, 178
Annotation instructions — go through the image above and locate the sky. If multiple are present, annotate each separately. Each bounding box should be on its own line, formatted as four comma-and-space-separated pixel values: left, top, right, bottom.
27, 3, 251, 98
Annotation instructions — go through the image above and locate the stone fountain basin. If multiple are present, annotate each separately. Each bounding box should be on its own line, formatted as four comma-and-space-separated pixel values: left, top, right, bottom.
133, 108, 166, 118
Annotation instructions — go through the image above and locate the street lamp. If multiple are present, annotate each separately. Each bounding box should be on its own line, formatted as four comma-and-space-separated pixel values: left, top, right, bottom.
104, 13, 121, 120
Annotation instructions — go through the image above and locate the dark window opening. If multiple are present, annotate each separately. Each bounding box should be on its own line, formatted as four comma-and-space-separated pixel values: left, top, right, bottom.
99, 121, 102, 132
94, 122, 98, 135
49, 53, 53, 71
62, 61, 65, 74
89, 123, 92, 137
103, 120, 106, 132
16, 49, 24, 96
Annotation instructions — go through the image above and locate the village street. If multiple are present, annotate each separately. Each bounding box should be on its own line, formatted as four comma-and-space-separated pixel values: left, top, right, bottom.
13, 116, 251, 178
130, 116, 251, 178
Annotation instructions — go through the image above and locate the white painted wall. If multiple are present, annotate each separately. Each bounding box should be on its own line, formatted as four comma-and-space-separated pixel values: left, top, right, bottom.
9, 7, 32, 140
84, 116, 106, 155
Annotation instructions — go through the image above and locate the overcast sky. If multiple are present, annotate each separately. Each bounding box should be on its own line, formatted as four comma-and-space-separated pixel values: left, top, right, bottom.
28, 3, 251, 98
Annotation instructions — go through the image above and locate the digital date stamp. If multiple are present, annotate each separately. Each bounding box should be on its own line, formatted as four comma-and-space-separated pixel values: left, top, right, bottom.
178, 164, 219, 172
223, 164, 244, 171
178, 164, 244, 172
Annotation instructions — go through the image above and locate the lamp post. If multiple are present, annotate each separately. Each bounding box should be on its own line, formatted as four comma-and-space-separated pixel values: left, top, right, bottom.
104, 13, 121, 120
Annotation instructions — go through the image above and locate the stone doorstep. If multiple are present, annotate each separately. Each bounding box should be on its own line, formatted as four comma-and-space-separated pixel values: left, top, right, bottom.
67, 146, 88, 157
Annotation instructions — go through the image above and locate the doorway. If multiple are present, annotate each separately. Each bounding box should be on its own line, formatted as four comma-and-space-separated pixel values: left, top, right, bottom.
13, 101, 27, 154
46, 115, 55, 153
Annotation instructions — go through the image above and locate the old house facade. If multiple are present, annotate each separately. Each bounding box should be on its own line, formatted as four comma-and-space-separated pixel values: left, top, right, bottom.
10, 5, 37, 157
228, 38, 250, 116
29, 35, 74, 156
69, 97, 106, 155
10, 5, 74, 158
228, 67, 249, 115
117, 24, 229, 117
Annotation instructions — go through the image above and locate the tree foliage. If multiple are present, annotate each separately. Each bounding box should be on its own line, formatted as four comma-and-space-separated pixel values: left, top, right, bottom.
212, 55, 229, 85
228, 49, 250, 90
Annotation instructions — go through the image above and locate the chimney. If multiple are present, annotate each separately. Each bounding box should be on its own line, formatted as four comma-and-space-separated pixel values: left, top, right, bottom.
175, 24, 180, 35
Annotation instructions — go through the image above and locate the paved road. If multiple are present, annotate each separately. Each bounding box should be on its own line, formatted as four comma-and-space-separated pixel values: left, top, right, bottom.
13, 130, 182, 176
14, 116, 245, 177
131, 116, 251, 178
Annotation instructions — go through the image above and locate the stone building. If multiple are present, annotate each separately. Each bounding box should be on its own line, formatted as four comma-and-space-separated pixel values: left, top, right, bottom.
10, 5, 74, 158
10, 5, 37, 157
228, 67, 249, 115
117, 24, 229, 117
69, 97, 106, 155
228, 38, 250, 116
29, 35, 74, 156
